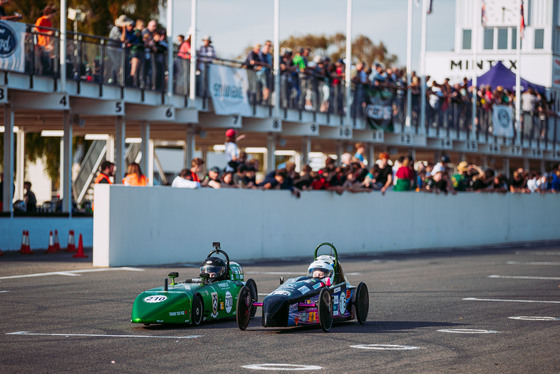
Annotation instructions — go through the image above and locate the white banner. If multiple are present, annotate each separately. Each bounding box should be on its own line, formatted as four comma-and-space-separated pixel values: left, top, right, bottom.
208, 64, 251, 116
0, 20, 26, 73
492, 105, 514, 138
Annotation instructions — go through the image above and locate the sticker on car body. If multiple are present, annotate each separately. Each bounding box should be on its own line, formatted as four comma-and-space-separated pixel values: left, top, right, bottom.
225, 291, 233, 313
298, 286, 310, 294
144, 295, 167, 303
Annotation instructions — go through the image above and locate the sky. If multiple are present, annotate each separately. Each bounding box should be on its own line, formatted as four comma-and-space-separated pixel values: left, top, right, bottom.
160, 0, 456, 70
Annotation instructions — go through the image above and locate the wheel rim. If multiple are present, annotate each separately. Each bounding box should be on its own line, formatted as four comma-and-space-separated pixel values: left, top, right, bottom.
236, 286, 252, 330
356, 284, 369, 324
319, 289, 333, 332
193, 296, 203, 325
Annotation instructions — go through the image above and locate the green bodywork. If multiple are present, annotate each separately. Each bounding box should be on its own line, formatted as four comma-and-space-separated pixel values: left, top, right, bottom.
131, 262, 245, 325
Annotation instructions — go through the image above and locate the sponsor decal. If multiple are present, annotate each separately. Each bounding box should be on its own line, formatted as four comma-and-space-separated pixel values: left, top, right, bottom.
211, 292, 218, 318
334, 287, 341, 294
298, 286, 310, 294
289, 304, 298, 312
225, 291, 233, 313
346, 290, 351, 299
271, 290, 292, 296
143, 295, 167, 303
169, 311, 186, 317
308, 312, 317, 323
218, 282, 229, 289
220, 302, 224, 310
295, 316, 299, 325
0, 22, 18, 58
339, 294, 347, 315
313, 283, 322, 290
334, 295, 339, 304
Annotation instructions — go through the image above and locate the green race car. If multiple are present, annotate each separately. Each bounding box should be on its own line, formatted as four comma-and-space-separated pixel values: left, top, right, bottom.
131, 243, 257, 326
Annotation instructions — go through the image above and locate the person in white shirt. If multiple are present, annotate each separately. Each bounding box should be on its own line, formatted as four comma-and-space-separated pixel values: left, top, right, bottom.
171, 168, 201, 188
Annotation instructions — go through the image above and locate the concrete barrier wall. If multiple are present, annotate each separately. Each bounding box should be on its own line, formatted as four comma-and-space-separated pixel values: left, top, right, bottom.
0, 216, 93, 251
92, 184, 560, 267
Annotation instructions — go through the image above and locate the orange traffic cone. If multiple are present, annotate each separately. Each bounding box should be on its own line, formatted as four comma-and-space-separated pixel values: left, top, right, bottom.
73, 234, 88, 258
66, 230, 76, 252
46, 231, 57, 254
20, 230, 33, 254
54, 230, 61, 251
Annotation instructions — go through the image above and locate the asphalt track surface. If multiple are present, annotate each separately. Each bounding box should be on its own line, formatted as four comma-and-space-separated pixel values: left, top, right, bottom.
1, 243, 560, 373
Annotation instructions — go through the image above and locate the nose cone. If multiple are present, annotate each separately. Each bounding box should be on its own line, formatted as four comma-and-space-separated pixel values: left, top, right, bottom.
262, 295, 288, 327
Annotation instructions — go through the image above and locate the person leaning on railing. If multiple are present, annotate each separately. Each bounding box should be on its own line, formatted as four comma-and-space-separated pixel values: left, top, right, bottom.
34, 5, 56, 75
0, 0, 22, 21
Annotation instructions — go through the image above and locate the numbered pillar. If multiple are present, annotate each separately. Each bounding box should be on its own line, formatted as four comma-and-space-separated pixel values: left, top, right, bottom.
2, 104, 14, 213
61, 111, 73, 214
185, 127, 195, 169
114, 117, 126, 183
300, 137, 311, 167
523, 158, 530, 171
15, 127, 25, 201
140, 122, 151, 185
367, 144, 374, 167
503, 157, 510, 178
267, 134, 276, 173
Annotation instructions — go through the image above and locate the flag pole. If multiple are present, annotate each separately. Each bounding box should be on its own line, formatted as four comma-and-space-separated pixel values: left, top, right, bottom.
515, 0, 522, 144
419, 0, 428, 133
405, 0, 413, 130
471, 0, 479, 138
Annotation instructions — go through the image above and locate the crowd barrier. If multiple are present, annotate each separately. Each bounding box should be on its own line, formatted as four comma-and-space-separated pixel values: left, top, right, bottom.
93, 184, 560, 267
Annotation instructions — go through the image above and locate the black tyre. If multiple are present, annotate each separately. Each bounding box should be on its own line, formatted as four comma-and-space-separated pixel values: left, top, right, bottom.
245, 278, 258, 318
236, 285, 252, 330
318, 288, 333, 332
353, 282, 369, 324
192, 294, 204, 326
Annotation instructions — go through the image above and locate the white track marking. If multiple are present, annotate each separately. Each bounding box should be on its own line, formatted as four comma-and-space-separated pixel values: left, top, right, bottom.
464, 297, 560, 304
438, 329, 499, 334
507, 261, 560, 266
515, 251, 560, 256
0, 267, 144, 280
350, 344, 420, 350
6, 331, 201, 339
242, 364, 322, 371
245, 271, 360, 275
509, 316, 560, 321
0, 290, 10, 293
258, 293, 270, 296
489, 275, 560, 280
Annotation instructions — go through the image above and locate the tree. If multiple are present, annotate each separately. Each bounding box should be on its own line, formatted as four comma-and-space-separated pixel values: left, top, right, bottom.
5, 0, 164, 37
239, 32, 398, 67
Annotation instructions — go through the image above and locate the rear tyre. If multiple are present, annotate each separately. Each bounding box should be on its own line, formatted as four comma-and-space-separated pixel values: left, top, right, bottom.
192, 294, 204, 326
245, 278, 258, 318
236, 285, 252, 330
353, 282, 369, 324
318, 288, 333, 332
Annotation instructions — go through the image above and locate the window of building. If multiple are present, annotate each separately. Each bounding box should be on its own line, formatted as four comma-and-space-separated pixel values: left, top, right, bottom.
462, 29, 472, 50
534, 29, 544, 49
497, 28, 508, 49
511, 27, 517, 49
483, 28, 494, 50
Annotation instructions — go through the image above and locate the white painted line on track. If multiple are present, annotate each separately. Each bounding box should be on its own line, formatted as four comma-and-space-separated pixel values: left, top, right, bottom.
242, 364, 322, 371
438, 329, 499, 334
0, 290, 9, 293
258, 293, 270, 296
6, 331, 202, 339
509, 316, 560, 321
245, 271, 360, 275
515, 251, 560, 256
0, 267, 144, 280
489, 275, 560, 280
464, 297, 560, 304
350, 344, 420, 350
506, 261, 560, 266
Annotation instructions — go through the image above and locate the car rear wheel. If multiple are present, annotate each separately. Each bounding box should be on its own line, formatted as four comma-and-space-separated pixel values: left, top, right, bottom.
353, 282, 369, 324
192, 294, 204, 326
318, 288, 333, 332
236, 285, 252, 330
245, 278, 258, 318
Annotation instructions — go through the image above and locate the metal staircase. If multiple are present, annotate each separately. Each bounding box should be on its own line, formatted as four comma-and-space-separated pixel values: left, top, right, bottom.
73, 140, 107, 204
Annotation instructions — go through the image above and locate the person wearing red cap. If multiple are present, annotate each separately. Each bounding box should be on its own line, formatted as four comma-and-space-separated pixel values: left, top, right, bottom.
224, 129, 245, 172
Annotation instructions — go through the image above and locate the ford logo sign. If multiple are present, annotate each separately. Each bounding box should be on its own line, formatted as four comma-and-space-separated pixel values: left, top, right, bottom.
0, 22, 18, 58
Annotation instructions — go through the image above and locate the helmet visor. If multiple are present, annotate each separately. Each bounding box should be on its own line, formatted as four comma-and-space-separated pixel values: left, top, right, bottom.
308, 267, 332, 279
201, 264, 223, 278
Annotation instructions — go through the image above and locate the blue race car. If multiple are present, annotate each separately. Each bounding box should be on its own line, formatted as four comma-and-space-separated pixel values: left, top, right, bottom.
237, 242, 369, 332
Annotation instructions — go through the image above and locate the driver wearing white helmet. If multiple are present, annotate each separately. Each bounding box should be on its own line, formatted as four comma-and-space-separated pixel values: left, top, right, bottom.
307, 260, 334, 285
